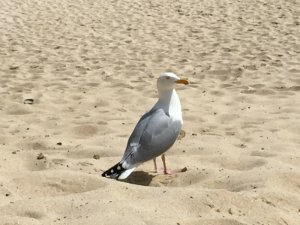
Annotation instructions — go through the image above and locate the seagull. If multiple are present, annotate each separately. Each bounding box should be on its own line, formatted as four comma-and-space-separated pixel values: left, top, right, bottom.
102, 72, 188, 179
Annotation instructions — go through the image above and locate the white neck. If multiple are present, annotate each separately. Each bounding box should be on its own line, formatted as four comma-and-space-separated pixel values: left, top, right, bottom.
154, 89, 183, 124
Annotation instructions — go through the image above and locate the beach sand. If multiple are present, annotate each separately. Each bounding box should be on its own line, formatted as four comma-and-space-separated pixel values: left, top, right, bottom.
0, 0, 299, 224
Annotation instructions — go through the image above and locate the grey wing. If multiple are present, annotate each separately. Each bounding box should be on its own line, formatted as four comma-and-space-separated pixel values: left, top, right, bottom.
121, 108, 182, 166
121, 109, 153, 159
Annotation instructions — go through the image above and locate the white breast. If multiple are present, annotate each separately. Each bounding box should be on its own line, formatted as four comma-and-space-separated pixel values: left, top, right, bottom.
169, 90, 183, 124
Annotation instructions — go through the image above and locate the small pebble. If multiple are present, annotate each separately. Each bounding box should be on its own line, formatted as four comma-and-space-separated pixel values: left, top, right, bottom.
37, 153, 45, 160
93, 154, 100, 160
9, 66, 19, 70
24, 99, 34, 104
181, 167, 187, 172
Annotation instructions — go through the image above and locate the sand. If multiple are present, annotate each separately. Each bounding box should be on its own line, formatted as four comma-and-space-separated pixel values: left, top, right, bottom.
0, 0, 299, 224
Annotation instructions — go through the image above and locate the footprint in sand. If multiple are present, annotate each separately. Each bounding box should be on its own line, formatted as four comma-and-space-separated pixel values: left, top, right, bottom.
22, 210, 45, 220
71, 124, 98, 138
10, 171, 106, 198
204, 174, 264, 192
6, 104, 32, 115
219, 157, 267, 171
17, 139, 49, 151
1, 204, 47, 224
217, 113, 240, 123
250, 150, 276, 158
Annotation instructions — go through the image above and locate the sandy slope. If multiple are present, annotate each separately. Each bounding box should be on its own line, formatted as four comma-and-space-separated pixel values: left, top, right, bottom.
0, 0, 299, 224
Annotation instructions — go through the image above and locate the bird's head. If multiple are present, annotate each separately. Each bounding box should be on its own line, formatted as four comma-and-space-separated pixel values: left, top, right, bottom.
157, 72, 189, 93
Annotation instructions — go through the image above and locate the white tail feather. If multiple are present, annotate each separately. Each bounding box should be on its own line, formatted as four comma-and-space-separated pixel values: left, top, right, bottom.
118, 168, 136, 180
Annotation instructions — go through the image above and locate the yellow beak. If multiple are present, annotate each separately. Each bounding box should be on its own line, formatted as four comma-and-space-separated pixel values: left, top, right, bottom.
175, 78, 189, 85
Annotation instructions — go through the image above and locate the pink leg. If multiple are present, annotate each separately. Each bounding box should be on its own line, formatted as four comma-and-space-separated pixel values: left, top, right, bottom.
153, 158, 157, 173
154, 155, 187, 175
161, 154, 168, 174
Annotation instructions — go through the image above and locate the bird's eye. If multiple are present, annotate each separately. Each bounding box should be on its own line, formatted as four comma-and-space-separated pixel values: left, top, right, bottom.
166, 77, 170, 80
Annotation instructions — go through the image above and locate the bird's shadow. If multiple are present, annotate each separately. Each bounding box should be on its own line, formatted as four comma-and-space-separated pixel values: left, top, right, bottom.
122, 171, 155, 186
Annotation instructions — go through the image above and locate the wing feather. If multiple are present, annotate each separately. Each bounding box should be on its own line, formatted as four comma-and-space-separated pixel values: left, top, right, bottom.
121, 108, 181, 166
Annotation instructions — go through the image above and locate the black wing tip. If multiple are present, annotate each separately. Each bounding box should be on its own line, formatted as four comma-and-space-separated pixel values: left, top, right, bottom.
101, 162, 125, 179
